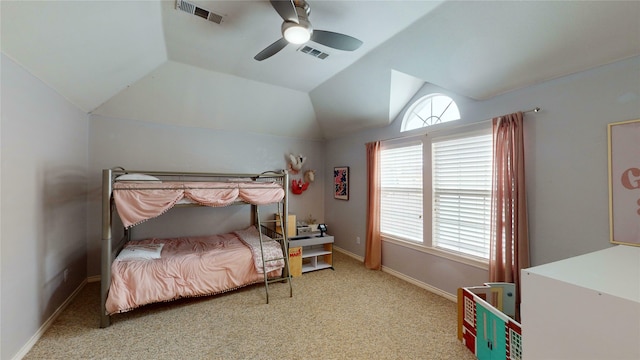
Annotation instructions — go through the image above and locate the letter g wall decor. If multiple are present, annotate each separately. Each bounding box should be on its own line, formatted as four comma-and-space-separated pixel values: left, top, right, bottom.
608, 118, 640, 246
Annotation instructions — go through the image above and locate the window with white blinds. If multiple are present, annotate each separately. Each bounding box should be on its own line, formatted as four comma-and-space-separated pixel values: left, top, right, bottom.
380, 142, 423, 243
432, 133, 493, 259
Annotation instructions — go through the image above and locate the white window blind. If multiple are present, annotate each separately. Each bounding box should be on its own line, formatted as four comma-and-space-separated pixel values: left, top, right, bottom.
432, 133, 492, 259
380, 143, 423, 242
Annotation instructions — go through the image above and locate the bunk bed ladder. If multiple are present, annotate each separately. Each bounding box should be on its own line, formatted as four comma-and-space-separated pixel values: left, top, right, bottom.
255, 204, 293, 303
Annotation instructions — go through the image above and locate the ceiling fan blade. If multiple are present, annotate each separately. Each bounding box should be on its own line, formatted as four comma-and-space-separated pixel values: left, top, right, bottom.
311, 30, 363, 51
270, 0, 298, 23
254, 37, 289, 61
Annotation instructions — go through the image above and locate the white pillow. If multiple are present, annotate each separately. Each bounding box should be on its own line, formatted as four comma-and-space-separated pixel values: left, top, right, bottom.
115, 173, 161, 182
116, 244, 164, 261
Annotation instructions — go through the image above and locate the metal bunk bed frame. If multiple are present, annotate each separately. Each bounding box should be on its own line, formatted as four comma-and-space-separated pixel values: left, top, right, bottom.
100, 168, 291, 328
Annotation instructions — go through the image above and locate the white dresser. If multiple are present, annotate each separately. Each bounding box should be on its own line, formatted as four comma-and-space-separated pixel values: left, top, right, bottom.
521, 245, 640, 360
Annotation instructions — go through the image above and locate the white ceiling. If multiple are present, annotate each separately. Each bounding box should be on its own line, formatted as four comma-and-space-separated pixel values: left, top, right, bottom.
2, 1, 639, 139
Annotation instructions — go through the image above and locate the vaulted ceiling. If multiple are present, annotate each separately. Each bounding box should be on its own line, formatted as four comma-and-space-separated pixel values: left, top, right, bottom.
2, 1, 639, 139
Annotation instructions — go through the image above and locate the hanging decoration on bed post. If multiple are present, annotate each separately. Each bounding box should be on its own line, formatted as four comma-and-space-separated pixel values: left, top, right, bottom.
287, 153, 314, 195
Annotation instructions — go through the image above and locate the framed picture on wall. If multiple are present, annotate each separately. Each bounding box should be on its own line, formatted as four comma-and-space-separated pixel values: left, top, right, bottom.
608, 118, 640, 246
334, 166, 349, 200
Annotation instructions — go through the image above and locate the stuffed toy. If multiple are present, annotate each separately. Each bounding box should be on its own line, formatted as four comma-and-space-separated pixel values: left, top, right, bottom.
291, 179, 310, 195
304, 169, 315, 183
288, 154, 306, 174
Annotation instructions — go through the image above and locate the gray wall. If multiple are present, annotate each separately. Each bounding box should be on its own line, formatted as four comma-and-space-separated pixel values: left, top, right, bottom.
86, 115, 326, 277
325, 56, 640, 297
1, 54, 89, 360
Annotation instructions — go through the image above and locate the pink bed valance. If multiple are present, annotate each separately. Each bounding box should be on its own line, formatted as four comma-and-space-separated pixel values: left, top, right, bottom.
113, 181, 284, 228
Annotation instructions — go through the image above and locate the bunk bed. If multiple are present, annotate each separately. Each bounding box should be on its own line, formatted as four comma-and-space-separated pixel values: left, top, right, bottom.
100, 168, 292, 328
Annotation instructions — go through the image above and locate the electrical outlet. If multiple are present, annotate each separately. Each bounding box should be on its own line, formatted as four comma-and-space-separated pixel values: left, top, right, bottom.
63, 269, 69, 282
356, 236, 361, 244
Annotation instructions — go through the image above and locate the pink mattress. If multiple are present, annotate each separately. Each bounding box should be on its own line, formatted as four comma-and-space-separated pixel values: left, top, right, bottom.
105, 227, 284, 315
113, 181, 285, 228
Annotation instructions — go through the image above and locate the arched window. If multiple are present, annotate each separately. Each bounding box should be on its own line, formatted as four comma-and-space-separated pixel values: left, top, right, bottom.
401, 94, 460, 132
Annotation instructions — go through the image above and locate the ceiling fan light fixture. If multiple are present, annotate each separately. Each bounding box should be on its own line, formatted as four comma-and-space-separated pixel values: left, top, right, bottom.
282, 21, 311, 44
256, 1, 361, 61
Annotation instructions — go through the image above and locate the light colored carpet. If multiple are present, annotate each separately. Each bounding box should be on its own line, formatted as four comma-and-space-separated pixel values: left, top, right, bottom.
24, 251, 476, 360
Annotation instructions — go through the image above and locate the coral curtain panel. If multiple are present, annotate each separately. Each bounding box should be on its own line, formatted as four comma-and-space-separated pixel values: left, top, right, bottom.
365, 141, 382, 270
490, 111, 530, 319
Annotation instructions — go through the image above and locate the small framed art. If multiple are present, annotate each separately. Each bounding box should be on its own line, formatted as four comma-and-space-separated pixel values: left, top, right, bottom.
608, 118, 640, 246
334, 166, 349, 200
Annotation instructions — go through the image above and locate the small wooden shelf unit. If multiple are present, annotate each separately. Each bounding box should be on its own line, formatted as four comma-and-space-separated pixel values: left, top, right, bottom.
288, 235, 334, 276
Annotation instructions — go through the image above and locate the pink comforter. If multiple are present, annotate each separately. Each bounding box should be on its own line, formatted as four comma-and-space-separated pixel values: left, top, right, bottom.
105, 228, 284, 315
113, 181, 285, 228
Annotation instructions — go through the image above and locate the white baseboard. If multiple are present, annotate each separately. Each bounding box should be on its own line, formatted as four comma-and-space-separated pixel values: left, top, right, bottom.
333, 246, 457, 303
333, 246, 363, 262
381, 266, 457, 302
12, 280, 87, 360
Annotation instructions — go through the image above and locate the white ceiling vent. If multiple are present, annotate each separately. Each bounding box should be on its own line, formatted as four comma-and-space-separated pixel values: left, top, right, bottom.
176, 0, 224, 24
298, 45, 329, 60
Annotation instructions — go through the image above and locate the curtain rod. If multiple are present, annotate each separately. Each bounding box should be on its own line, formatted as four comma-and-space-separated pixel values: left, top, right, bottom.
376, 106, 542, 143
425, 106, 542, 137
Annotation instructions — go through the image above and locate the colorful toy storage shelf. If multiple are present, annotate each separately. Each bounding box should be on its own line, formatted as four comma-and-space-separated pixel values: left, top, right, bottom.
457, 283, 522, 360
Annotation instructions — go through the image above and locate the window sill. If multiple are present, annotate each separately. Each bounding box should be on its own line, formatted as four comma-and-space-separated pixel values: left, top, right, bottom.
382, 236, 489, 270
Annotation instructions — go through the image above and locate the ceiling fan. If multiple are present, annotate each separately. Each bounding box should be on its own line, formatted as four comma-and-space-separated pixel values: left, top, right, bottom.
254, 0, 363, 61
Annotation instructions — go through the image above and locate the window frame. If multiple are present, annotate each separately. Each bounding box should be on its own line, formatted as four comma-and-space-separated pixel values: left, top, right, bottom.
431, 129, 493, 260
401, 93, 461, 132
380, 124, 491, 270
379, 138, 424, 244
